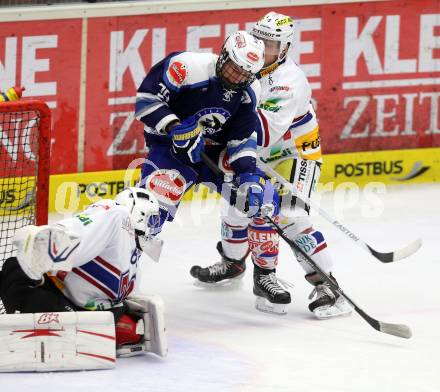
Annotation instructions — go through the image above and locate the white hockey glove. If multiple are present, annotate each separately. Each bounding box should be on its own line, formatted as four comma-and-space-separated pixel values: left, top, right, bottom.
116, 295, 167, 358
13, 225, 80, 281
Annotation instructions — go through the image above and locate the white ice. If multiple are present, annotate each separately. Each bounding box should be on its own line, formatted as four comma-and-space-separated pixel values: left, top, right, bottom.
2, 183, 440, 392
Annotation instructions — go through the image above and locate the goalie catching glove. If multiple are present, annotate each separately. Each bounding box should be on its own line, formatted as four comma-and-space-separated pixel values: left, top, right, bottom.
13, 224, 80, 281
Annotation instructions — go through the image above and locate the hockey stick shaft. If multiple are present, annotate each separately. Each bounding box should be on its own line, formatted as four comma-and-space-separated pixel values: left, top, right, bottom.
258, 159, 421, 263
201, 152, 412, 339
265, 215, 411, 339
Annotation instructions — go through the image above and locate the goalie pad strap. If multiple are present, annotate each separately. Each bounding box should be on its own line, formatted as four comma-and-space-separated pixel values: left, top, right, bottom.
118, 295, 167, 358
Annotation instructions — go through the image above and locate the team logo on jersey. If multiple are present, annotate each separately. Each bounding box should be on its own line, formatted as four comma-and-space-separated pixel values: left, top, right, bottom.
167, 61, 187, 86
247, 52, 259, 62
194, 108, 231, 136
223, 89, 237, 102
146, 169, 186, 205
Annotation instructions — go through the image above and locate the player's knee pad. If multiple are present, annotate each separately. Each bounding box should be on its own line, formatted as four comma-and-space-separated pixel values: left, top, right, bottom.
290, 227, 333, 274
219, 198, 251, 260
221, 219, 249, 260
292, 228, 328, 258
280, 215, 313, 237
248, 217, 279, 269
118, 294, 167, 358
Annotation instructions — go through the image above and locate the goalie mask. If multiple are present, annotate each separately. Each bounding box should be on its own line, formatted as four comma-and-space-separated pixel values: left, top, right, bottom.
251, 12, 294, 66
216, 30, 265, 90
115, 187, 160, 249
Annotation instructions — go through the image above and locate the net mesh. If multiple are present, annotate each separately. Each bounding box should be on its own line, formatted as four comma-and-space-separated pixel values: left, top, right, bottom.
0, 108, 41, 314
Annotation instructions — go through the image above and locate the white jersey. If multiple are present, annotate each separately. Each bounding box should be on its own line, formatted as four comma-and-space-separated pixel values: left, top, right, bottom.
48, 200, 141, 310
257, 56, 322, 163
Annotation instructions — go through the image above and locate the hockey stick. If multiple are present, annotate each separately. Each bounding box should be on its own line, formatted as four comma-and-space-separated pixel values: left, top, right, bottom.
264, 213, 412, 339
201, 152, 412, 339
258, 159, 422, 263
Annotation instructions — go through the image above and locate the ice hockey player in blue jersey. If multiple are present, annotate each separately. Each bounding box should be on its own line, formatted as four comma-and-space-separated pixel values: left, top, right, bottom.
134, 31, 290, 311
135, 31, 278, 227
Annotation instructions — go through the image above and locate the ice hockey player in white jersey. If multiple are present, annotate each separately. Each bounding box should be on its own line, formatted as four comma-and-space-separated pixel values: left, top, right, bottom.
191, 12, 352, 319
0, 187, 167, 372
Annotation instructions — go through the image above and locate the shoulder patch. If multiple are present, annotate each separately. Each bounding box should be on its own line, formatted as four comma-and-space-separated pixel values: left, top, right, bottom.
167, 61, 187, 87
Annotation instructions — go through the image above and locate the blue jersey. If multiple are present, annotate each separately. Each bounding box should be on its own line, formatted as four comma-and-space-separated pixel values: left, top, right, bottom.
135, 51, 261, 175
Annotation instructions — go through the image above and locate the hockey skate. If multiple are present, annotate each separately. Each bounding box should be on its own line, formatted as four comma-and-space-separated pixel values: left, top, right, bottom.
253, 265, 291, 315
190, 242, 246, 287
306, 272, 352, 319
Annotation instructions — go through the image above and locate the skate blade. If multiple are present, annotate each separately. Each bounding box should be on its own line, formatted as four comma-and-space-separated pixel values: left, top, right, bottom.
312, 305, 353, 320
193, 275, 244, 290
255, 296, 288, 315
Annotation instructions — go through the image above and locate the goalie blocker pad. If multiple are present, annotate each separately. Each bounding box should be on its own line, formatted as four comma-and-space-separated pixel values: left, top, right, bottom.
118, 295, 167, 358
0, 311, 116, 372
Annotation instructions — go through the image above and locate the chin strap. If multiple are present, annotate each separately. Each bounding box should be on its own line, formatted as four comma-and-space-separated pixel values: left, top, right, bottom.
134, 230, 144, 251
257, 57, 287, 79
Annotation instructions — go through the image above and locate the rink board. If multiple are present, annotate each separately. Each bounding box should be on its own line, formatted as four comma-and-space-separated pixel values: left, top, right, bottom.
0, 0, 439, 174
38, 147, 440, 214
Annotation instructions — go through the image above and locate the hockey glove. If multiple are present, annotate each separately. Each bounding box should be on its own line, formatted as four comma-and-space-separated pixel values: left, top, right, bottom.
169, 116, 204, 164
236, 173, 278, 218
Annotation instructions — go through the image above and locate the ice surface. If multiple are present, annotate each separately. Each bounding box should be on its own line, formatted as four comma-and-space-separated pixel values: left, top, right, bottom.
1, 183, 439, 392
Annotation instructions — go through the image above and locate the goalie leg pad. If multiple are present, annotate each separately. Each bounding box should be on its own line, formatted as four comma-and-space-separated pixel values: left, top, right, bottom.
0, 311, 116, 372
117, 295, 167, 358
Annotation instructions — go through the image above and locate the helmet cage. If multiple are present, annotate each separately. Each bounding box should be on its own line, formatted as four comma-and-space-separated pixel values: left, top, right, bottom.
216, 48, 256, 90
115, 187, 160, 239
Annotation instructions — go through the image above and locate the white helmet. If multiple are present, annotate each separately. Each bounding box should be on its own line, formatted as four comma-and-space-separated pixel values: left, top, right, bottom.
251, 12, 294, 63
216, 30, 265, 89
115, 187, 160, 241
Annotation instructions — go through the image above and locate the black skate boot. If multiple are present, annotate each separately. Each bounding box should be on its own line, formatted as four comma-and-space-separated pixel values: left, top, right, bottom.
190, 242, 246, 285
305, 272, 352, 319
253, 265, 291, 315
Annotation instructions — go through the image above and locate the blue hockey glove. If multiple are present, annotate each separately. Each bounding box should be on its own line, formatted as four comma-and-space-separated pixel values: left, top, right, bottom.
236, 173, 278, 218
169, 116, 204, 164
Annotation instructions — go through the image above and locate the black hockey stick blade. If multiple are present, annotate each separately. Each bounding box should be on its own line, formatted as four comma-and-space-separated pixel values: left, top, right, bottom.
367, 238, 422, 263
